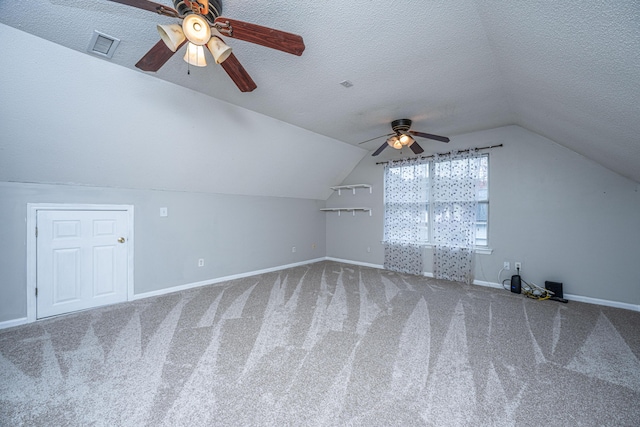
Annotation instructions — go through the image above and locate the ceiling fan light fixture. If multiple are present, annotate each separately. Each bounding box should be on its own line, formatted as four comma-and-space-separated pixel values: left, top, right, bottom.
399, 133, 414, 146
206, 36, 232, 64
183, 42, 207, 67
157, 24, 186, 52
387, 136, 403, 150
182, 14, 211, 45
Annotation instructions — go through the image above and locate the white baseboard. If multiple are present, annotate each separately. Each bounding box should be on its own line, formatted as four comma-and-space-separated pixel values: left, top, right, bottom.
3, 258, 637, 330
324, 257, 384, 270
564, 293, 639, 312
329, 258, 639, 312
472, 279, 506, 290
1, 258, 328, 330
0, 317, 29, 330
132, 258, 326, 301
473, 279, 638, 311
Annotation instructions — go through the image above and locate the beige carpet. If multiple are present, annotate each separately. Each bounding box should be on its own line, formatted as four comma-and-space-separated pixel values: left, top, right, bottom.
1, 261, 639, 426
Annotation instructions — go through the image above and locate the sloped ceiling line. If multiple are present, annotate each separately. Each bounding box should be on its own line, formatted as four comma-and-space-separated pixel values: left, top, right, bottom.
0, 1, 638, 183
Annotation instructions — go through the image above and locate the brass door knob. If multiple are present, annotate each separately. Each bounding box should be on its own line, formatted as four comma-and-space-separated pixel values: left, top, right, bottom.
118, 237, 126, 243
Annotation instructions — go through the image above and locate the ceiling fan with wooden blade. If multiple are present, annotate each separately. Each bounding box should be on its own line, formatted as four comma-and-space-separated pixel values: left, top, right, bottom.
360, 119, 450, 156
213, 17, 305, 56
107, 0, 305, 92
135, 39, 185, 71
219, 52, 256, 92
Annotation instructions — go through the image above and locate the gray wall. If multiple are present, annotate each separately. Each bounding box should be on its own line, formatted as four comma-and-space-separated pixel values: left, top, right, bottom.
0, 182, 326, 323
3, 125, 638, 324
0, 24, 367, 201
326, 125, 640, 306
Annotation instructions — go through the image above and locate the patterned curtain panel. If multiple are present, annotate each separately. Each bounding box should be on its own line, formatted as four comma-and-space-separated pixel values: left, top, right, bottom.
383, 158, 428, 274
431, 150, 481, 284
384, 242, 424, 275
433, 245, 474, 283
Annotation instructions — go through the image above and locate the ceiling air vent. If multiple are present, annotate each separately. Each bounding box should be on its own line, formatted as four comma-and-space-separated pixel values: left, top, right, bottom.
87, 30, 120, 59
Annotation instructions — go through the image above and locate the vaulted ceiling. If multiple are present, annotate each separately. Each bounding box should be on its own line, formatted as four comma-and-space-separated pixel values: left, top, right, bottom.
1, 1, 639, 183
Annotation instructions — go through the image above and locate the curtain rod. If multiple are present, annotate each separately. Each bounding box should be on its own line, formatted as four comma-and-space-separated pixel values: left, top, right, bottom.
375, 144, 503, 165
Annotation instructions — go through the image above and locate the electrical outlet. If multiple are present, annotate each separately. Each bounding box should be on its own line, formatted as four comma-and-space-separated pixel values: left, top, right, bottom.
292, 246, 296, 253
160, 207, 168, 217
311, 243, 316, 249
503, 261, 510, 270
515, 262, 522, 271
198, 259, 204, 267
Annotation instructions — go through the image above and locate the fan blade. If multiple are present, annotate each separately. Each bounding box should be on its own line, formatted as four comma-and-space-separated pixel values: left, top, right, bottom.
410, 142, 424, 154
220, 53, 257, 92
106, 0, 179, 17
214, 17, 305, 56
409, 131, 450, 143
135, 39, 184, 71
372, 142, 388, 156
358, 133, 393, 145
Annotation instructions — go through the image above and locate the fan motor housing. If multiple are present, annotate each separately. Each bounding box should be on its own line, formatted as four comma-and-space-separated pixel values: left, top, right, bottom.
391, 119, 412, 133
174, 1, 222, 22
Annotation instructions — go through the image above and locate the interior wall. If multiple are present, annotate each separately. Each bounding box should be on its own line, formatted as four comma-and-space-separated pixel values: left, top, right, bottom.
0, 182, 326, 323
0, 23, 351, 325
326, 125, 640, 306
0, 24, 367, 201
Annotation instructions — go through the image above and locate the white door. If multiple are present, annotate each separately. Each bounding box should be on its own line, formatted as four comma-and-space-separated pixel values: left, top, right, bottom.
36, 210, 129, 319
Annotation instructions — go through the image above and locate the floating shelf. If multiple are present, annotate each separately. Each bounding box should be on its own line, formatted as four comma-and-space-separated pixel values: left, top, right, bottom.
320, 207, 372, 216
329, 184, 372, 195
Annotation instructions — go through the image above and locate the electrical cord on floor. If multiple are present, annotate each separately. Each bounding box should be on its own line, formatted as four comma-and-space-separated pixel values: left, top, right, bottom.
521, 277, 554, 300
520, 268, 569, 303
501, 266, 555, 300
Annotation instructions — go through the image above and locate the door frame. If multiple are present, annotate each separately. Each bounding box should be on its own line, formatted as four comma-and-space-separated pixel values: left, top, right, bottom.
26, 203, 134, 323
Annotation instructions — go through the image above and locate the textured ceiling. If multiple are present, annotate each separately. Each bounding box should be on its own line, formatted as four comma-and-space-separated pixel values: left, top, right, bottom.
1, 0, 639, 182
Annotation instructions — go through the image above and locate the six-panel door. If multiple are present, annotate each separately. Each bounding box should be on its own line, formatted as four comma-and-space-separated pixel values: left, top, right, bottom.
36, 210, 129, 319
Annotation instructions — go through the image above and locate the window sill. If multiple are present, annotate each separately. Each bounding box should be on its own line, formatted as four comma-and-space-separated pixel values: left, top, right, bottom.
474, 247, 493, 255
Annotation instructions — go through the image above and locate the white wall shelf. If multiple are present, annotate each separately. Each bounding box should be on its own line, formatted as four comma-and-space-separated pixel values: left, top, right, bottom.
324, 185, 372, 216
329, 184, 372, 195
320, 207, 372, 216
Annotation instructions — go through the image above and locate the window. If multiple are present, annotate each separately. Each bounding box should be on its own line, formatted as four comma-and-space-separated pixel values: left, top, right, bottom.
384, 154, 489, 247
475, 156, 489, 246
